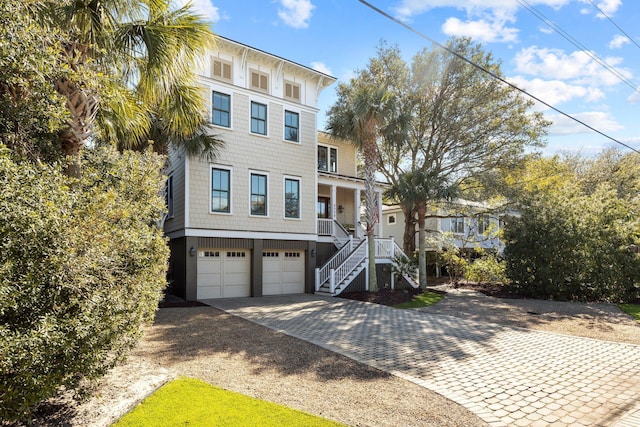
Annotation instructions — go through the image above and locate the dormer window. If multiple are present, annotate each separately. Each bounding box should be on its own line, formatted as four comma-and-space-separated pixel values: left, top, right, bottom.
284, 80, 301, 102
250, 69, 269, 93
318, 145, 337, 173
211, 58, 232, 82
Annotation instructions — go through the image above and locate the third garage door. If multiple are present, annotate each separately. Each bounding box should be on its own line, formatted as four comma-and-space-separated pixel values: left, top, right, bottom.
262, 251, 305, 295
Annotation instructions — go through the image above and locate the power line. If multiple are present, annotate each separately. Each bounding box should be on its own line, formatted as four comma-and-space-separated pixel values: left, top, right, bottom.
356, 0, 640, 155
515, 0, 640, 94
586, 0, 640, 51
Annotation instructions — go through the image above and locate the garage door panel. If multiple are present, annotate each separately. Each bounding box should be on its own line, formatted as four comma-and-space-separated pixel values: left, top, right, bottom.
262, 251, 304, 295
197, 249, 250, 299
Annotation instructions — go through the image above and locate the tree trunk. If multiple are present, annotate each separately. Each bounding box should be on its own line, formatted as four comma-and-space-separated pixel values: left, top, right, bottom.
54, 77, 99, 176
402, 204, 416, 254
417, 204, 427, 288
363, 128, 378, 292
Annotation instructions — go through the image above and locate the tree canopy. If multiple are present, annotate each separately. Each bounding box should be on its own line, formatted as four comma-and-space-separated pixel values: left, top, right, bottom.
503, 151, 640, 302
346, 38, 550, 253
0, 0, 222, 166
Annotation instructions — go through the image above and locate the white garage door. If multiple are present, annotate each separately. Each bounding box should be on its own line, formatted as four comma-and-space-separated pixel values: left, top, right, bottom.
262, 251, 305, 295
197, 249, 250, 299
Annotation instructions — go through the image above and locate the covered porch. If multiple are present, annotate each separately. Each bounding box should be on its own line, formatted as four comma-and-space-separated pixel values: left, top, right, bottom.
317, 173, 384, 241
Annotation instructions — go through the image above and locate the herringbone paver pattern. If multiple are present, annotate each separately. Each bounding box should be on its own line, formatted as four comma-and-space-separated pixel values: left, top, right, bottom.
203, 295, 640, 427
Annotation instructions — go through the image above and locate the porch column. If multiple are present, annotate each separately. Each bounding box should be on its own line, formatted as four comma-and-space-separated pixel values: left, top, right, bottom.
331, 184, 337, 220
354, 189, 361, 238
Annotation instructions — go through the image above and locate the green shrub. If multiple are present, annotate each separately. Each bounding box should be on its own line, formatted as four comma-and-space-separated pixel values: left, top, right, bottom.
465, 253, 506, 284
0, 145, 169, 422
503, 185, 640, 302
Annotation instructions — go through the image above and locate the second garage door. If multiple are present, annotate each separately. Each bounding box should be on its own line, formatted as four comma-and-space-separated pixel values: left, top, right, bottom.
262, 251, 305, 295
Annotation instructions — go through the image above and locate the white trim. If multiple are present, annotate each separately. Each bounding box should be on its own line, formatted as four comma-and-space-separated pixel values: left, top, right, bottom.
210, 164, 233, 215
167, 228, 317, 241
249, 99, 269, 137
249, 170, 269, 218
283, 175, 302, 220
283, 108, 301, 144
198, 76, 320, 115
317, 144, 338, 173
184, 153, 190, 228
211, 89, 233, 130
387, 213, 397, 226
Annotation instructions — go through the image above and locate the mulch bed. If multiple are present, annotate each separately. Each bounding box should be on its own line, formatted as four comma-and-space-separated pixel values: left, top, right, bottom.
339, 286, 445, 306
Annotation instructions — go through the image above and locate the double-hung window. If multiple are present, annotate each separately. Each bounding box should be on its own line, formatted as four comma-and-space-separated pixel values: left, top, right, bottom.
212, 92, 230, 127
317, 146, 337, 172
211, 167, 231, 213
478, 216, 491, 234
250, 173, 267, 216
251, 101, 267, 135
284, 178, 300, 219
451, 217, 465, 234
284, 110, 299, 142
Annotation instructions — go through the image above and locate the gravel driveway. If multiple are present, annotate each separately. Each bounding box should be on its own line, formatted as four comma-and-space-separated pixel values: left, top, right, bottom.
36, 290, 640, 427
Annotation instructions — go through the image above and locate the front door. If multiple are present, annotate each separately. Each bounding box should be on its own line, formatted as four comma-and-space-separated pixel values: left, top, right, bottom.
317, 196, 330, 218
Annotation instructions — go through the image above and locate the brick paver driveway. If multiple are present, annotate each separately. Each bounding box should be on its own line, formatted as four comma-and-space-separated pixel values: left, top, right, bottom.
204, 295, 640, 427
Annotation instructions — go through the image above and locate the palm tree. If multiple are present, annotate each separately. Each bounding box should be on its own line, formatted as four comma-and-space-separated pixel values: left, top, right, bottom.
39, 0, 221, 172
327, 85, 396, 291
386, 170, 457, 288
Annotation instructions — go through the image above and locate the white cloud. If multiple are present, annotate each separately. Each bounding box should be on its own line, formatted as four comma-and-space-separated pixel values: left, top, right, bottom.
442, 15, 519, 43
627, 91, 640, 104
181, 0, 221, 22
391, 0, 574, 43
310, 61, 333, 76
277, 0, 315, 29
509, 76, 605, 106
549, 111, 622, 135
590, 0, 622, 16
514, 46, 632, 87
609, 34, 630, 49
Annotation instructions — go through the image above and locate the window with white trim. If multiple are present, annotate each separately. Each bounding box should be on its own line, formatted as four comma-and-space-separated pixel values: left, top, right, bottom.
211, 58, 232, 82
251, 101, 267, 135
478, 216, 491, 234
284, 110, 299, 142
211, 167, 231, 213
250, 173, 268, 216
317, 145, 337, 173
284, 178, 300, 219
451, 217, 465, 234
387, 214, 396, 225
250, 70, 269, 92
212, 91, 230, 127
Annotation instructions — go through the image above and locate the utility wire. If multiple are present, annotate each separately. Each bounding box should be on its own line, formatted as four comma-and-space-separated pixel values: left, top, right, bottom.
586, 0, 640, 51
515, 0, 640, 94
356, 0, 640, 155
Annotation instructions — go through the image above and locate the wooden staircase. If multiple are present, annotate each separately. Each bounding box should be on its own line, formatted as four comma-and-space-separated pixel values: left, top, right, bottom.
315, 221, 418, 296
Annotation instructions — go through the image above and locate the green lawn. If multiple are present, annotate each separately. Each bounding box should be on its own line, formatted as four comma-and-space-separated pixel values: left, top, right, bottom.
618, 303, 640, 322
393, 291, 444, 309
113, 377, 345, 427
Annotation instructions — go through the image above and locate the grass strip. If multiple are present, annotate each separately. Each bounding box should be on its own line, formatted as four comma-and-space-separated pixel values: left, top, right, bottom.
393, 291, 444, 309
618, 303, 640, 322
113, 377, 345, 427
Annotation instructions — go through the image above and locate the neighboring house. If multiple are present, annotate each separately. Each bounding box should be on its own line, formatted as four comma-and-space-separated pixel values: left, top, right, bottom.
164, 36, 413, 301
382, 201, 504, 254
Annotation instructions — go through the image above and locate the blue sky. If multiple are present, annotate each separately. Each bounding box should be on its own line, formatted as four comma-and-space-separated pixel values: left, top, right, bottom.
183, 0, 640, 157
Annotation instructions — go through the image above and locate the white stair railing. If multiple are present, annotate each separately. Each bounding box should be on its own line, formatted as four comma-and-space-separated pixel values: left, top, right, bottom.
328, 239, 367, 292
315, 236, 354, 291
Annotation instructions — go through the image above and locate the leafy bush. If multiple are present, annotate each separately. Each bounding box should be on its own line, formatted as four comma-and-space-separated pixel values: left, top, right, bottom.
503, 185, 640, 302
0, 145, 169, 422
465, 253, 506, 284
